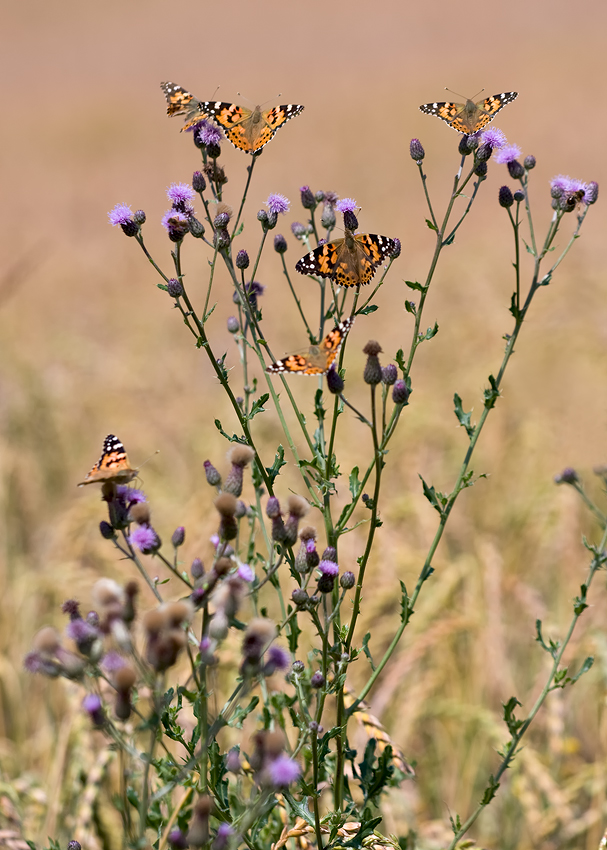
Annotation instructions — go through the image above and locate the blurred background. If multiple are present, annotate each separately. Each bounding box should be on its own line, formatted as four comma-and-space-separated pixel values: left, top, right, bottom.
1, 0, 607, 847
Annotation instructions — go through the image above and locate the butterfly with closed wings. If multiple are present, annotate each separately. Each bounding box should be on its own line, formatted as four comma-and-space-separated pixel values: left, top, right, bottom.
161, 82, 304, 153
419, 90, 518, 134
266, 318, 354, 376
78, 434, 138, 487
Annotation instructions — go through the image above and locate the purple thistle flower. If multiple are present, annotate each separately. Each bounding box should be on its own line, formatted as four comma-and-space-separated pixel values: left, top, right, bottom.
128, 525, 159, 553
213, 824, 234, 850
83, 693, 105, 726
108, 203, 134, 226
494, 144, 522, 165
268, 754, 301, 787
335, 197, 357, 213
238, 563, 254, 582
210, 533, 220, 548
116, 486, 146, 505
66, 618, 98, 645
101, 651, 126, 672
162, 209, 190, 242
23, 652, 43, 674
267, 645, 290, 671
167, 183, 195, 205
318, 559, 339, 577
266, 193, 290, 215
193, 119, 225, 146
480, 127, 507, 149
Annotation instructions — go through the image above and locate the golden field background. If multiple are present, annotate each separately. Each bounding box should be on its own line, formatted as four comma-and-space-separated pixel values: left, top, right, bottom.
2, 0, 607, 847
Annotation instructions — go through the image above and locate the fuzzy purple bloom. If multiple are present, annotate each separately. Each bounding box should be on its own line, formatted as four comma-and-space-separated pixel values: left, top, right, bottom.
318, 559, 339, 577
83, 693, 105, 726
481, 127, 507, 149
167, 183, 195, 204
194, 119, 224, 147
266, 193, 290, 215
494, 144, 522, 165
213, 823, 234, 850
238, 563, 255, 582
66, 618, 98, 645
101, 651, 127, 672
116, 486, 146, 505
128, 525, 159, 553
108, 203, 134, 226
335, 197, 357, 213
268, 755, 301, 787
550, 174, 590, 202
161, 209, 190, 240
267, 645, 290, 671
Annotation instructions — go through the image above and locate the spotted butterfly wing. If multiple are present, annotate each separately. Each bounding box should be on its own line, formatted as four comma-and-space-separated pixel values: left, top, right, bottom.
266, 318, 354, 375
161, 82, 208, 131
296, 231, 396, 288
419, 92, 518, 134
78, 434, 138, 486
201, 101, 304, 153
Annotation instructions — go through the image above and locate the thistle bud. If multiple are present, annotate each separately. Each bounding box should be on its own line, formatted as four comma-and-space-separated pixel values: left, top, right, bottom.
167, 277, 184, 298
392, 379, 410, 405
274, 233, 288, 253
326, 364, 344, 394
300, 186, 316, 209
498, 186, 514, 208
363, 340, 383, 385
236, 249, 250, 270
409, 138, 425, 162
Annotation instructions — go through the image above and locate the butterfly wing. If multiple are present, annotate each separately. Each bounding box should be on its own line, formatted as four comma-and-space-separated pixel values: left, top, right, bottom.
472, 92, 518, 131
296, 238, 347, 280
78, 434, 137, 486
202, 102, 255, 152
266, 318, 354, 376
161, 82, 207, 131
351, 234, 397, 286
419, 100, 463, 125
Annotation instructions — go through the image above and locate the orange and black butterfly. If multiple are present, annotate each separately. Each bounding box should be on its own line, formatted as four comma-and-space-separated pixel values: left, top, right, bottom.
296, 228, 396, 288
266, 318, 354, 376
78, 435, 137, 486
419, 90, 518, 134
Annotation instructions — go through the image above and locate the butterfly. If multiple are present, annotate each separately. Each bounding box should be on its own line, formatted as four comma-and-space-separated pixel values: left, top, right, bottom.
266, 318, 354, 375
296, 229, 396, 288
200, 100, 305, 153
419, 91, 518, 134
160, 82, 207, 131
78, 434, 138, 486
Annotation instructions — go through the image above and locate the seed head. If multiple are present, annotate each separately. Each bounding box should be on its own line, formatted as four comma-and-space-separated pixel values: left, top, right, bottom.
363, 340, 383, 385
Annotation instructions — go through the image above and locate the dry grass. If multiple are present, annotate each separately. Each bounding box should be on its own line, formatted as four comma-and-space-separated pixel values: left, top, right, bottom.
2, 1, 607, 847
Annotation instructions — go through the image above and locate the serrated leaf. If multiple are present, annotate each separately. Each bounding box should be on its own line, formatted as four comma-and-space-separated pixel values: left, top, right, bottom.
349, 466, 362, 500
483, 374, 500, 409
362, 633, 375, 671
419, 475, 446, 516
203, 303, 217, 323
453, 393, 475, 437
405, 279, 426, 292
247, 393, 269, 420
214, 419, 242, 443
509, 292, 521, 319
266, 445, 286, 485
423, 322, 439, 340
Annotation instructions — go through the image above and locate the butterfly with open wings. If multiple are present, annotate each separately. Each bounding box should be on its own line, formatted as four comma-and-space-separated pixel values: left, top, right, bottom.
296, 227, 396, 288
419, 91, 518, 134
266, 318, 354, 376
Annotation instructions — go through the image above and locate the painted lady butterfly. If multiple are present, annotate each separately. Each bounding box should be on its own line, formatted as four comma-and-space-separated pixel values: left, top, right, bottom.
200, 100, 304, 154
160, 82, 304, 152
266, 318, 354, 375
296, 229, 396, 288
160, 82, 207, 131
78, 434, 138, 486
419, 91, 518, 134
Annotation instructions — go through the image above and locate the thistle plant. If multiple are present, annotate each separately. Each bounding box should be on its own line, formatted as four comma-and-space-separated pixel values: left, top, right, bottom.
25, 86, 603, 850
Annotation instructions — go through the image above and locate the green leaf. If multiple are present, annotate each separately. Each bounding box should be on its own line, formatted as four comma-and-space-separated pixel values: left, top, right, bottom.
233, 222, 244, 238
453, 393, 475, 437
395, 349, 407, 373
203, 303, 217, 323
157, 283, 168, 292
214, 419, 242, 443
314, 388, 325, 423
509, 292, 521, 319
349, 466, 362, 500
483, 374, 500, 409
405, 279, 426, 292
502, 696, 523, 735
443, 232, 455, 246
358, 304, 379, 316
404, 300, 417, 315
399, 580, 410, 624
229, 696, 259, 728
523, 239, 535, 256
423, 322, 439, 341
247, 393, 269, 420
419, 475, 447, 516
539, 271, 553, 286
480, 775, 500, 805
266, 445, 286, 485
425, 219, 438, 232
362, 633, 375, 671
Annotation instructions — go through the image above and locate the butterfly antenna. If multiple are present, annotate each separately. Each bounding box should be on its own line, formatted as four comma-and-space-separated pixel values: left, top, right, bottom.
470, 88, 485, 100
236, 91, 255, 106
138, 449, 160, 470
444, 87, 467, 99
210, 85, 220, 100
